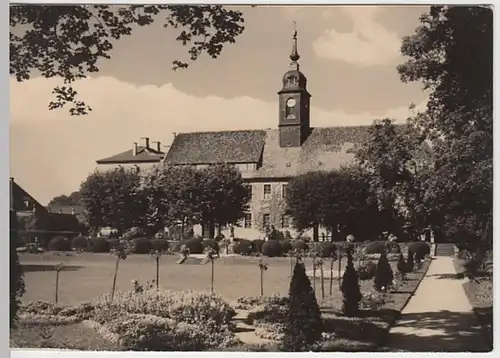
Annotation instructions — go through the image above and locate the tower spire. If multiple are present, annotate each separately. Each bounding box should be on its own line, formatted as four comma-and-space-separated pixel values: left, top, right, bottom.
290, 21, 300, 67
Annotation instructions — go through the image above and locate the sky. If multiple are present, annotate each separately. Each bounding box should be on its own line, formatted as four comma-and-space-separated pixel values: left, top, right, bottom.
10, 5, 430, 205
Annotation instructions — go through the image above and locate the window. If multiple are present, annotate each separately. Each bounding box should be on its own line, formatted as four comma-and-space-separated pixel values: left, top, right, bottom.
245, 184, 253, 198
281, 215, 291, 229
263, 184, 271, 200
244, 213, 252, 229
262, 214, 271, 229
282, 184, 288, 199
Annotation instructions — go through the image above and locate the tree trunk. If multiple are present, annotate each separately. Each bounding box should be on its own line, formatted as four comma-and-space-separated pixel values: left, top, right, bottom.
211, 260, 214, 294
260, 269, 264, 296
320, 263, 325, 300
156, 257, 160, 291
313, 263, 316, 294
55, 270, 60, 304
290, 255, 293, 277
181, 217, 185, 240
338, 252, 342, 288
329, 258, 334, 296
111, 257, 120, 300
313, 225, 319, 242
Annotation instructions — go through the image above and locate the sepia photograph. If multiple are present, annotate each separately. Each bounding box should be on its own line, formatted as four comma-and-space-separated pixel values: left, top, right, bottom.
9, 3, 493, 353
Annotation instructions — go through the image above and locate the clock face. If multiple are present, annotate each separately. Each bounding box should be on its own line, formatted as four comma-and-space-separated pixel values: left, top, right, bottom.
286, 98, 296, 108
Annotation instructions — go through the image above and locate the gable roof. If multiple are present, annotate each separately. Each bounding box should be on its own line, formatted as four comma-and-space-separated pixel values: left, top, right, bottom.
9, 178, 46, 213
96, 146, 164, 164
165, 130, 267, 165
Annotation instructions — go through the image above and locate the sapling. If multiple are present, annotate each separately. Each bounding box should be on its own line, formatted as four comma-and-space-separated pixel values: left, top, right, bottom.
311, 252, 318, 293
397, 252, 407, 280
110, 244, 128, 301
258, 257, 268, 296
54, 262, 64, 304
329, 251, 336, 296
206, 247, 218, 294
318, 258, 325, 300
338, 247, 343, 288
150, 249, 162, 291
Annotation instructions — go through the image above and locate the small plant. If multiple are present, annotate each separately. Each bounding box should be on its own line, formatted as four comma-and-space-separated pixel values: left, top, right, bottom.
180, 244, 190, 259
281, 262, 323, 352
206, 247, 218, 294
150, 250, 162, 291
374, 251, 394, 292
54, 262, 64, 304
110, 243, 128, 301
258, 258, 269, 296
340, 248, 362, 317
407, 247, 414, 273
397, 252, 407, 280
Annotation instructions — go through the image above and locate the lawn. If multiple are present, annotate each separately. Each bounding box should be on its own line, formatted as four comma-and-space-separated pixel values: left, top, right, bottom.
12, 251, 431, 351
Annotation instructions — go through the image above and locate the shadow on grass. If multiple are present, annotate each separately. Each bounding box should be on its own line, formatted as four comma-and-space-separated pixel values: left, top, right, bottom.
385, 310, 491, 352
22, 264, 83, 273
426, 273, 465, 280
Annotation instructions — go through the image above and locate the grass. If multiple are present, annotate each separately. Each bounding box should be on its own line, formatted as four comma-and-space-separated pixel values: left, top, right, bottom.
12, 251, 431, 351
453, 257, 493, 350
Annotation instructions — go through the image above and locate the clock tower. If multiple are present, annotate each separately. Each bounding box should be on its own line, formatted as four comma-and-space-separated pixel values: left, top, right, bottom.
278, 26, 311, 148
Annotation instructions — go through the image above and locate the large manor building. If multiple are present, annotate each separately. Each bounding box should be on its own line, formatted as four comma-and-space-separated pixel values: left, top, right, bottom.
96, 31, 388, 239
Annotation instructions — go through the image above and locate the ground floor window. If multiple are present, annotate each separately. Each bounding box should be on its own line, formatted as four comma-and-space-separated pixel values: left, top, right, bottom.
262, 213, 271, 229
244, 213, 252, 228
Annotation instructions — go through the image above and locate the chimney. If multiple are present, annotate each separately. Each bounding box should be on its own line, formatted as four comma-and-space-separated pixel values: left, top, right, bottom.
140, 137, 150, 149
172, 132, 177, 139
151, 141, 161, 152
133, 142, 138, 156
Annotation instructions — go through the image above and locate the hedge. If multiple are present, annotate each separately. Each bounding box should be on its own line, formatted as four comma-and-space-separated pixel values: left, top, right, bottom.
279, 240, 292, 255
233, 239, 253, 256
48, 236, 71, 251
363, 241, 400, 255
311, 242, 337, 258
251, 239, 264, 254
87, 237, 111, 253
70, 236, 87, 251
292, 239, 308, 252
262, 240, 282, 257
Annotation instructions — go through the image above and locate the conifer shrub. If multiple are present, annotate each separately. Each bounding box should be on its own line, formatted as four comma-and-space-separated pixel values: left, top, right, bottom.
340, 249, 362, 317
373, 251, 394, 292
407, 247, 414, 272
262, 240, 282, 257
10, 210, 25, 328
281, 262, 323, 351
397, 253, 407, 278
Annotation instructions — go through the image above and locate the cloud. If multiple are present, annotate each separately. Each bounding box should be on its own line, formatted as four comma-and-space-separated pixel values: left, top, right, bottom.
10, 76, 425, 204
313, 7, 402, 67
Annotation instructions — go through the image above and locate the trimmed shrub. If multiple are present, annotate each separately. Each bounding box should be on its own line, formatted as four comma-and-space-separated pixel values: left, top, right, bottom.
358, 261, 377, 280
292, 239, 308, 252
311, 242, 337, 258
281, 262, 323, 351
151, 239, 169, 253
340, 249, 362, 317
279, 240, 292, 255
262, 240, 282, 257
233, 239, 253, 256
87, 237, 111, 253
252, 239, 264, 254
363, 241, 400, 255
397, 253, 407, 277
268, 229, 279, 241
171, 238, 204, 254
374, 251, 394, 291
407, 247, 414, 272
130, 238, 153, 254
107, 238, 120, 250
48, 236, 71, 251
10, 210, 25, 328
70, 235, 87, 251
202, 239, 220, 253
410, 241, 430, 260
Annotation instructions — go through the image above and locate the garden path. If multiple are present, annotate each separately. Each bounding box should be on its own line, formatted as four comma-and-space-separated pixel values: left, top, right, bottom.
385, 257, 488, 352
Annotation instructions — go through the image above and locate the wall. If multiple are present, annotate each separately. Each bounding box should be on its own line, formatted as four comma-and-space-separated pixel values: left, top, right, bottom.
96, 162, 160, 173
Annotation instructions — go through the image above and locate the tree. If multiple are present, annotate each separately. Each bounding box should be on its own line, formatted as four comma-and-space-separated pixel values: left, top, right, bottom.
196, 164, 251, 238
281, 261, 323, 352
340, 248, 362, 317
258, 257, 268, 296
110, 243, 128, 300
10, 210, 25, 328
10, 5, 245, 115
355, 119, 430, 236
54, 262, 64, 303
80, 167, 143, 234
398, 6, 493, 243
48, 191, 82, 207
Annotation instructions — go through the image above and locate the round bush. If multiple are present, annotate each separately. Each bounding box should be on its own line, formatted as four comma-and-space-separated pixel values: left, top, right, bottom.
130, 238, 153, 254
70, 236, 87, 251
363, 241, 400, 255
233, 239, 253, 256
252, 239, 264, 254
279, 240, 292, 255
409, 241, 430, 259
87, 237, 110, 253
292, 239, 308, 252
151, 239, 169, 253
107, 238, 120, 250
312, 242, 337, 258
358, 261, 377, 280
185, 237, 204, 254
202, 239, 220, 253
48, 236, 71, 251
262, 240, 282, 257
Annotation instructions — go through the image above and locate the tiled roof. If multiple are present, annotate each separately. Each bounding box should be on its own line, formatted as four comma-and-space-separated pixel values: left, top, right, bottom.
9, 178, 46, 213
164, 124, 429, 180
165, 130, 267, 165
96, 146, 164, 164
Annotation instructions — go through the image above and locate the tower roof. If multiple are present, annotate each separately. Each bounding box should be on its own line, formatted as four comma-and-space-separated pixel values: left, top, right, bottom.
280, 23, 308, 92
